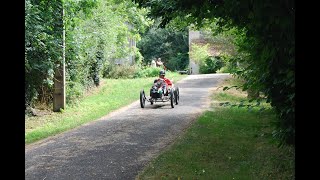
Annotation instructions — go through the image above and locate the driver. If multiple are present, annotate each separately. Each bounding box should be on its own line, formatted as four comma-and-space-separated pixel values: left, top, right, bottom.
154, 70, 172, 96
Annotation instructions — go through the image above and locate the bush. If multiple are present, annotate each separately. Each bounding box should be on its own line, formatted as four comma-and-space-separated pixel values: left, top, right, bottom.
103, 64, 164, 79
217, 55, 241, 73
199, 56, 224, 74
104, 64, 138, 79
134, 66, 162, 78
135, 50, 144, 66
66, 81, 85, 105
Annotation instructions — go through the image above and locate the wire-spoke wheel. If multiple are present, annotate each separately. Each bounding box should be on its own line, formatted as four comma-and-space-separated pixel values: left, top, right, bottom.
170, 89, 174, 108
174, 87, 179, 105
140, 90, 145, 108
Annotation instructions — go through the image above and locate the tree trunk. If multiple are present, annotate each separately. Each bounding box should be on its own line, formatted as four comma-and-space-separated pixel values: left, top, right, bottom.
53, 7, 65, 112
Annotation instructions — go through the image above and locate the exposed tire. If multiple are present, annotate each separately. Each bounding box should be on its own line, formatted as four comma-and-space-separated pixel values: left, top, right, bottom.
149, 88, 154, 105
175, 87, 179, 105
170, 89, 174, 108
140, 90, 145, 108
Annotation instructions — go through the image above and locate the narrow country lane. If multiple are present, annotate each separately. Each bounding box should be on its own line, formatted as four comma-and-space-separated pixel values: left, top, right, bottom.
25, 73, 230, 180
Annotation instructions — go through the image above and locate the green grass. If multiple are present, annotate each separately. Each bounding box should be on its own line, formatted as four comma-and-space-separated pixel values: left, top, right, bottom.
136, 77, 295, 180
25, 73, 187, 144
215, 92, 245, 102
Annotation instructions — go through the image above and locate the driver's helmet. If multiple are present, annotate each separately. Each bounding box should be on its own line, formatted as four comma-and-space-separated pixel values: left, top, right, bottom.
159, 70, 165, 76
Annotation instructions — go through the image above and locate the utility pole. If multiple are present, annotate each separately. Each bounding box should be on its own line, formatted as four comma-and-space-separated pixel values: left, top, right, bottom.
53, 7, 66, 112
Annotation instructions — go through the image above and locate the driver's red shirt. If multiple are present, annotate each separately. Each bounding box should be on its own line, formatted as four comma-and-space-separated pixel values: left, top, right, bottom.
163, 77, 172, 86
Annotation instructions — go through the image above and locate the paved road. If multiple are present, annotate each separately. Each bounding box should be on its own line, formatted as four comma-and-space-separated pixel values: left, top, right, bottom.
25, 73, 230, 180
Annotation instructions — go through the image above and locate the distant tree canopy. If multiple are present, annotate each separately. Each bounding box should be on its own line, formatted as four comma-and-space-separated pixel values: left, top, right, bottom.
137, 23, 189, 71
136, 0, 295, 146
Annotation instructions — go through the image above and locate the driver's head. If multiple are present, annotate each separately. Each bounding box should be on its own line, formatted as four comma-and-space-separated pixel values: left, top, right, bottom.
159, 70, 165, 78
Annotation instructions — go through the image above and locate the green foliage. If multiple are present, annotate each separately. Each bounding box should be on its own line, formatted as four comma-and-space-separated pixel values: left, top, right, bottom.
199, 56, 224, 74
188, 26, 238, 74
103, 65, 163, 79
134, 66, 162, 78
189, 43, 224, 74
103, 64, 138, 79
66, 81, 85, 105
136, 0, 295, 146
64, 0, 152, 88
25, 0, 63, 107
137, 24, 189, 71
134, 49, 144, 65
25, 0, 152, 109
200, 27, 238, 56
217, 53, 242, 74
189, 43, 210, 64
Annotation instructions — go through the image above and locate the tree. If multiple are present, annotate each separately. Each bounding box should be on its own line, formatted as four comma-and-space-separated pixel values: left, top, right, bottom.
137, 21, 189, 71
136, 0, 295, 146
25, 0, 152, 109
25, 0, 64, 108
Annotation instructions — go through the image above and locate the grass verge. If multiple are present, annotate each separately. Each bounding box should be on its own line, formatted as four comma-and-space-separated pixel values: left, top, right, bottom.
25, 73, 187, 144
136, 77, 295, 179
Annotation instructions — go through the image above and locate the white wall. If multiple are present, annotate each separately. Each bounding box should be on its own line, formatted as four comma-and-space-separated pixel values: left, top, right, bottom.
188, 30, 200, 74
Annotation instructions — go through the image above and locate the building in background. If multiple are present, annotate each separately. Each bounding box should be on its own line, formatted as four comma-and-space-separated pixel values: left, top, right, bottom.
189, 29, 230, 74
188, 30, 200, 74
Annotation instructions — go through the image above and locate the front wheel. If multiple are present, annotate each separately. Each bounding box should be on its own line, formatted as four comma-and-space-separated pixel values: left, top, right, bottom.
140, 90, 146, 108
170, 89, 174, 108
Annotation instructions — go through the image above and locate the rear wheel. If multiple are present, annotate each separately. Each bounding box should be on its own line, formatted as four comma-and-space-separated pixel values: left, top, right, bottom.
140, 90, 145, 108
174, 87, 179, 105
170, 89, 174, 108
